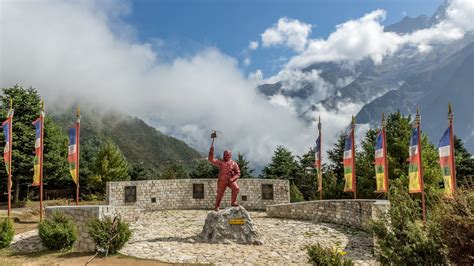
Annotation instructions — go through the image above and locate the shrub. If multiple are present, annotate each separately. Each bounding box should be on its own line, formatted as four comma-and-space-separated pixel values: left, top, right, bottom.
307, 243, 353, 266
0, 218, 15, 249
369, 178, 447, 264
290, 183, 305, 202
87, 216, 132, 255
38, 212, 77, 251
433, 189, 474, 264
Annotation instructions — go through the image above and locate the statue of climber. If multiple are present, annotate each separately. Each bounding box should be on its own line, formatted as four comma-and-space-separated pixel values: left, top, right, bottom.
208, 144, 241, 212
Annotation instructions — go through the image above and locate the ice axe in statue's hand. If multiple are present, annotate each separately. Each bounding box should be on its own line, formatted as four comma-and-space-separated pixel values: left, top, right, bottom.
210, 130, 222, 147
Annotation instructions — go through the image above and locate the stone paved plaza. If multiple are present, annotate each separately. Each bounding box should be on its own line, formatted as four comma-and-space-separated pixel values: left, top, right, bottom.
11, 209, 376, 265
120, 210, 376, 265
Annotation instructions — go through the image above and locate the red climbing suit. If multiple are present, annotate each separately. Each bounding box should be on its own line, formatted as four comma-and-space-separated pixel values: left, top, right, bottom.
208, 146, 240, 211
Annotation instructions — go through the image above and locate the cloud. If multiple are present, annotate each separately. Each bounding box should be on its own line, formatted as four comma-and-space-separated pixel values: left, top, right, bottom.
248, 41, 259, 50
260, 0, 474, 69
243, 57, 251, 66
0, 0, 319, 167
261, 17, 312, 52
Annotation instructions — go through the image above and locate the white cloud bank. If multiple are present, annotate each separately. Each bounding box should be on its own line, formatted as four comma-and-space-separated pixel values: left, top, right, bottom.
0, 0, 320, 167
259, 0, 474, 69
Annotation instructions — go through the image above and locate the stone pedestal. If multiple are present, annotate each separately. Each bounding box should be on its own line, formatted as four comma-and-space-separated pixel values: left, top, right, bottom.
199, 206, 262, 245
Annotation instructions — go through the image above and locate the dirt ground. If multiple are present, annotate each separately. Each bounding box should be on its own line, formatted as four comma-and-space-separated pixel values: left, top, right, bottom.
0, 200, 184, 266
0, 250, 175, 266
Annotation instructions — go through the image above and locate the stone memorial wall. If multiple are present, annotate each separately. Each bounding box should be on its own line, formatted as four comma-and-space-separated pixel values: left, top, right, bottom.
266, 199, 389, 231
106, 179, 290, 211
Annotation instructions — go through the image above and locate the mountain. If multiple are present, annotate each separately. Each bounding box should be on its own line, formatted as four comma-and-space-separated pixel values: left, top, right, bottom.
357, 42, 474, 150
257, 1, 474, 152
52, 110, 203, 177
385, 15, 431, 34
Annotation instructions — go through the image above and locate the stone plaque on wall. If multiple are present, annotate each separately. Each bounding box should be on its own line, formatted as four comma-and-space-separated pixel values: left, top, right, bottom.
193, 183, 204, 199
261, 184, 274, 200
124, 186, 136, 203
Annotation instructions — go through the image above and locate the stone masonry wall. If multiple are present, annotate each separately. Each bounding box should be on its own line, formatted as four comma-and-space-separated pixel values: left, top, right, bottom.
266, 200, 389, 231
45, 205, 142, 252
106, 179, 290, 211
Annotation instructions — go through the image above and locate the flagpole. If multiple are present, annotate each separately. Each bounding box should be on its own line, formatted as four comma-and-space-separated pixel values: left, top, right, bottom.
448, 103, 456, 196
75, 106, 80, 205
416, 108, 426, 223
351, 116, 356, 200
318, 116, 322, 200
39, 101, 44, 220
382, 113, 389, 195
7, 98, 12, 219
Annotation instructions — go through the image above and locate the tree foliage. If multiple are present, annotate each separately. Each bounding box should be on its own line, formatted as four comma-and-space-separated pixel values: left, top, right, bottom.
260, 146, 299, 180
92, 141, 130, 193
235, 153, 254, 178
0, 85, 68, 202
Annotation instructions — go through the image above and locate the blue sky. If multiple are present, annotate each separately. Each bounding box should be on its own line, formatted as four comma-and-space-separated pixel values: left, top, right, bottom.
125, 0, 443, 76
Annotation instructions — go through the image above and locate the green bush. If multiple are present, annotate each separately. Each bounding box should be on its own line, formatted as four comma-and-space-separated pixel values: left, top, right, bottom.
290, 182, 305, 202
0, 218, 15, 249
433, 189, 474, 264
38, 212, 77, 251
87, 216, 132, 255
307, 243, 353, 266
369, 178, 447, 264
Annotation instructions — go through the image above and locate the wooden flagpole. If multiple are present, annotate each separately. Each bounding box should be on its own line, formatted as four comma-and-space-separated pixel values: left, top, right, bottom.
351, 116, 356, 199
416, 108, 426, 223
76, 106, 80, 205
318, 116, 322, 200
7, 98, 12, 219
39, 100, 44, 220
382, 113, 389, 195
448, 103, 456, 196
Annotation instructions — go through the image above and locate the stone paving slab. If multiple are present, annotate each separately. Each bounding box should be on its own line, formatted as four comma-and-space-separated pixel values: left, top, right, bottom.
120, 210, 377, 265
10, 229, 45, 253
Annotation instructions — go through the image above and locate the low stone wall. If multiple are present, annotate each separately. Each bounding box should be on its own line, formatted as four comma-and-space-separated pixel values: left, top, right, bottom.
45, 205, 142, 252
106, 179, 290, 211
266, 199, 389, 231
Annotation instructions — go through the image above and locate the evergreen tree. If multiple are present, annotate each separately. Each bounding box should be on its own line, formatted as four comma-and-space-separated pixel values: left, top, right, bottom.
235, 153, 254, 178
42, 116, 69, 187
325, 132, 352, 199
129, 162, 153, 181
260, 146, 300, 180
93, 141, 130, 193
161, 161, 189, 179
356, 128, 378, 199
296, 148, 317, 200
190, 160, 219, 179
453, 136, 474, 188
0, 85, 68, 202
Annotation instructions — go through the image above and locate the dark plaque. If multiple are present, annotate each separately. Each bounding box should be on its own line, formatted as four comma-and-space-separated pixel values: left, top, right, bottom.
151, 197, 157, 203
124, 186, 136, 203
241, 195, 248, 201
261, 184, 274, 200
193, 183, 204, 199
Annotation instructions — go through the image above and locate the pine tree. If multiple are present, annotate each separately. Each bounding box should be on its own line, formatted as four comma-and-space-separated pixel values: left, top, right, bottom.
325, 132, 351, 199
93, 141, 130, 192
161, 161, 189, 179
190, 160, 219, 179
42, 116, 69, 187
453, 136, 474, 188
260, 146, 300, 180
0, 85, 68, 202
296, 148, 317, 200
235, 153, 254, 178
